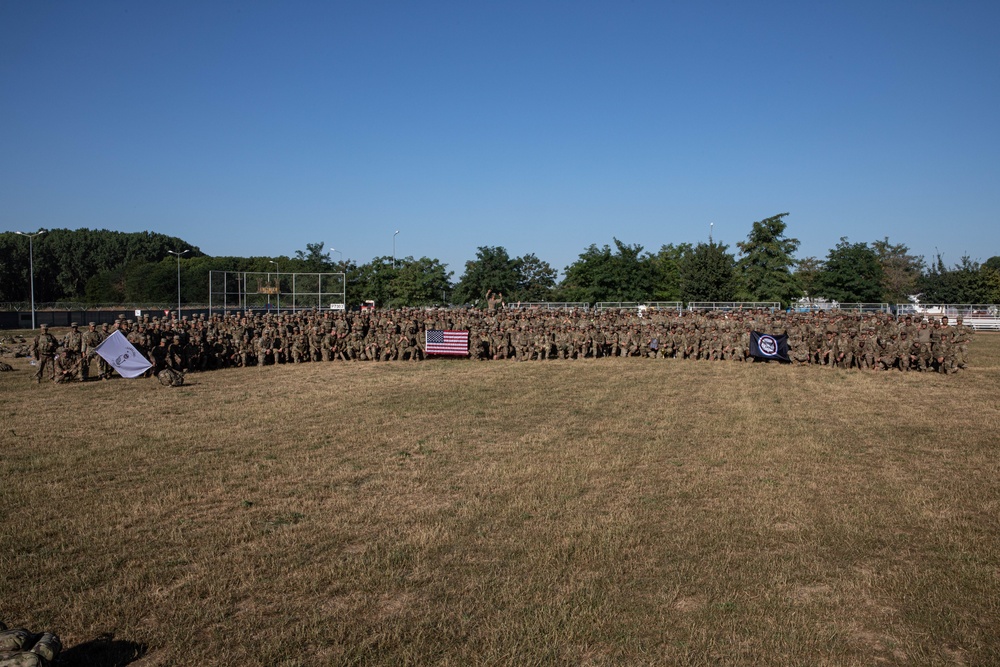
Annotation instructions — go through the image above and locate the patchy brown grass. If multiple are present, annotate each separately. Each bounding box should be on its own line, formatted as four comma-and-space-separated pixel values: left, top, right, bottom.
1, 334, 999, 666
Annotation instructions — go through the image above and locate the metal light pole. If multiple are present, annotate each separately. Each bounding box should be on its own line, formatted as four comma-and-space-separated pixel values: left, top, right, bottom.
269, 260, 280, 311
167, 249, 190, 318
393, 230, 399, 268
15, 230, 45, 329
331, 248, 343, 266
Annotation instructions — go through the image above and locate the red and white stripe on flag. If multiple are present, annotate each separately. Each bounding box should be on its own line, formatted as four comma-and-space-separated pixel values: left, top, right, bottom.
425, 329, 469, 356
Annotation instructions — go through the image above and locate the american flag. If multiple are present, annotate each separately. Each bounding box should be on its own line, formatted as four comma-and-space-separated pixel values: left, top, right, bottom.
425, 329, 469, 356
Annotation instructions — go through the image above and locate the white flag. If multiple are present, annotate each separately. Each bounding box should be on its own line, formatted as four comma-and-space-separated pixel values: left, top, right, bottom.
94, 330, 152, 379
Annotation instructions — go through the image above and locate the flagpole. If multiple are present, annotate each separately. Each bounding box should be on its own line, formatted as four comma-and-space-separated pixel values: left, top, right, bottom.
15, 230, 45, 329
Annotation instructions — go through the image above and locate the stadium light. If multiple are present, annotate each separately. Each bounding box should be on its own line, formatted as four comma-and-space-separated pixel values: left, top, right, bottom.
393, 230, 399, 268
269, 260, 280, 311
167, 249, 190, 318
15, 229, 45, 329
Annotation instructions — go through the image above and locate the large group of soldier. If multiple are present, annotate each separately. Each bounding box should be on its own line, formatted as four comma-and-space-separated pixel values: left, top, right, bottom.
26, 304, 973, 383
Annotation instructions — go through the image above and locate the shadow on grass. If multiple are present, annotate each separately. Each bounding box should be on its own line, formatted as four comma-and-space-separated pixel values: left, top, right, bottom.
59, 633, 147, 667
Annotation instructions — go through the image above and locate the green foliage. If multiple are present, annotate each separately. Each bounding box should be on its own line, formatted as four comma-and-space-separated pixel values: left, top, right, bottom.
983, 265, 1000, 303
350, 256, 452, 308
513, 253, 557, 302
0, 234, 30, 301
453, 246, 520, 306
353, 256, 401, 308
734, 213, 801, 307
871, 237, 924, 303
794, 256, 824, 301
558, 239, 657, 304
294, 242, 334, 272
813, 238, 884, 303
1, 228, 199, 303
557, 244, 613, 303
917, 255, 990, 304
393, 256, 453, 307
678, 241, 737, 303
649, 243, 690, 301
4, 225, 993, 310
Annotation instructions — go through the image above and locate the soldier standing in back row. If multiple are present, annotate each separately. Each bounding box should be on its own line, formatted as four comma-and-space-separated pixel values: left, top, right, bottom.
63, 322, 83, 356
97, 323, 114, 378
952, 316, 973, 370
81, 322, 103, 381
31, 324, 58, 383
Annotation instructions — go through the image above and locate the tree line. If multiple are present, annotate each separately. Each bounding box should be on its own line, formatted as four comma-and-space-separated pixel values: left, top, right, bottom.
2, 215, 998, 308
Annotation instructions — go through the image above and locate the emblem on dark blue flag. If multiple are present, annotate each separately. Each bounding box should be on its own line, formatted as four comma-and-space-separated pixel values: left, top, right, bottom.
758, 335, 778, 356
750, 331, 790, 362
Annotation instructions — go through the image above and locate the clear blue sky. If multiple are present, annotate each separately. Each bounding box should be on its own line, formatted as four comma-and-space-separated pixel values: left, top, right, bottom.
2, 1, 998, 278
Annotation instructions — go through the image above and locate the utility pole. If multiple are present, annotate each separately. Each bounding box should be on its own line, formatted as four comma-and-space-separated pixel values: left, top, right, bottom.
15, 229, 45, 329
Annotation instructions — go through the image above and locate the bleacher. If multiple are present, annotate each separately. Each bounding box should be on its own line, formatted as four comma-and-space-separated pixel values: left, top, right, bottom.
962, 315, 1000, 331
896, 304, 1000, 331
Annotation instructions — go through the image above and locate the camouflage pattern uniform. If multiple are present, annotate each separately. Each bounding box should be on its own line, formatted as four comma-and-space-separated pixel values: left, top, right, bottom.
0, 621, 61, 667
81, 322, 103, 380
31, 325, 58, 383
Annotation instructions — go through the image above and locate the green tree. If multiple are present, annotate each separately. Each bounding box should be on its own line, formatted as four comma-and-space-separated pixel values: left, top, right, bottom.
794, 256, 824, 302
734, 213, 801, 307
871, 237, 924, 303
453, 246, 520, 306
678, 241, 736, 303
557, 239, 656, 304
983, 263, 1000, 303
294, 242, 334, 272
1, 228, 200, 303
917, 255, 989, 304
813, 238, 884, 303
0, 234, 31, 302
513, 253, 557, 302
557, 244, 613, 303
393, 257, 453, 306
354, 256, 400, 307
649, 243, 690, 301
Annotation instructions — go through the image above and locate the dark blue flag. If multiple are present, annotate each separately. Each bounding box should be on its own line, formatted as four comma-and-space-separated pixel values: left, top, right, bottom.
750, 332, 790, 362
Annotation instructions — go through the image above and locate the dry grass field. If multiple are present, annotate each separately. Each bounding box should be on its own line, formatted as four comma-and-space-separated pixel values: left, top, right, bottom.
2, 332, 999, 666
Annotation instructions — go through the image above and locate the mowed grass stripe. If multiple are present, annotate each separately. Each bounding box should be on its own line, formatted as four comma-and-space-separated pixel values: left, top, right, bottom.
1, 336, 998, 665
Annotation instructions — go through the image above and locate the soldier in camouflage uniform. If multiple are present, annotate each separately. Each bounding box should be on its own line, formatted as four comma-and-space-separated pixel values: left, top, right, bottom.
935, 317, 953, 373
97, 323, 114, 378
952, 316, 972, 370
166, 335, 186, 371
31, 325, 58, 383
62, 323, 83, 357
320, 328, 335, 362
915, 320, 932, 370
54, 345, 83, 383
858, 330, 877, 370
81, 322, 103, 381
149, 337, 168, 375
820, 330, 837, 367
308, 327, 323, 362
255, 330, 274, 366
788, 328, 809, 365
